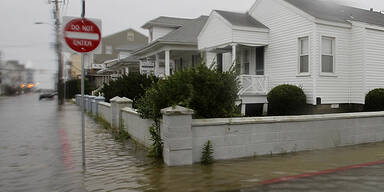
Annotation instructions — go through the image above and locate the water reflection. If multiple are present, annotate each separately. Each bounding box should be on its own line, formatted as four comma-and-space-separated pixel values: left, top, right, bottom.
1, 94, 384, 192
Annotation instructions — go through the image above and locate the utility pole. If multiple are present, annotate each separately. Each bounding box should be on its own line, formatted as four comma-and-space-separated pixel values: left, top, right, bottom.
53, 0, 64, 105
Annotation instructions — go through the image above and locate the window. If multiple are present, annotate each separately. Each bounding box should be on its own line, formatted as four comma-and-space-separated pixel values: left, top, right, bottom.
256, 47, 265, 75
321, 37, 335, 73
149, 29, 153, 42
242, 49, 250, 75
105, 46, 113, 54
299, 37, 309, 73
127, 31, 135, 41
192, 55, 200, 68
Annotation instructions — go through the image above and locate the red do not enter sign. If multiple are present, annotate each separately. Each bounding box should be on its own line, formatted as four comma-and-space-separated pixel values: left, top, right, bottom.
64, 18, 101, 53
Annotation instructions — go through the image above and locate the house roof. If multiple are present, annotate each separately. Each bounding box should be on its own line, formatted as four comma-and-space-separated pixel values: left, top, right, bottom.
115, 44, 146, 52
142, 16, 193, 29
215, 10, 268, 29
134, 16, 208, 55
158, 15, 209, 44
284, 0, 384, 27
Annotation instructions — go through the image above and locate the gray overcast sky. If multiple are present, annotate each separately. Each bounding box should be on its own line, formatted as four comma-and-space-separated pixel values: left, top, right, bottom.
0, 0, 383, 88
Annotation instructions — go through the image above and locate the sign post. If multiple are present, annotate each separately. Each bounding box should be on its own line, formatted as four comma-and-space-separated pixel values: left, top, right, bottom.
63, 14, 101, 168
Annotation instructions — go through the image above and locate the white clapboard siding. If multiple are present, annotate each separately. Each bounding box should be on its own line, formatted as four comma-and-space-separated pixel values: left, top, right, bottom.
349, 25, 365, 104
151, 26, 175, 42
315, 24, 351, 104
232, 30, 269, 45
198, 12, 233, 50
249, 0, 314, 104
365, 29, 384, 93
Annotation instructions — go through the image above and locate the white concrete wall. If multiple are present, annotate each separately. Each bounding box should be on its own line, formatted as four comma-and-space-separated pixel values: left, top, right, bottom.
121, 108, 153, 148
98, 102, 111, 124
191, 112, 384, 163
249, 0, 315, 104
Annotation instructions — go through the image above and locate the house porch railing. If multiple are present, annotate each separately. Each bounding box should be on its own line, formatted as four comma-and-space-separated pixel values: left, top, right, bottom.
238, 75, 268, 95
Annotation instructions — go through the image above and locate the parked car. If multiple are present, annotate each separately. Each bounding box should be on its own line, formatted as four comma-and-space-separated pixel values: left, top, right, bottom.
39, 92, 57, 100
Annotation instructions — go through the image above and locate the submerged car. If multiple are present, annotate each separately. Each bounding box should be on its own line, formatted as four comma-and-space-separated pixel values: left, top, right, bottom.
39, 92, 57, 100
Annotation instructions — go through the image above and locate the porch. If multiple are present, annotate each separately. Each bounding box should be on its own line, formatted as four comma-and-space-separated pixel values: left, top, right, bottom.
138, 49, 202, 78
206, 43, 269, 115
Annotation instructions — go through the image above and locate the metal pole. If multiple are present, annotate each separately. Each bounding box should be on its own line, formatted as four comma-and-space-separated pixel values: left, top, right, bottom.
81, 53, 86, 168
81, 0, 86, 169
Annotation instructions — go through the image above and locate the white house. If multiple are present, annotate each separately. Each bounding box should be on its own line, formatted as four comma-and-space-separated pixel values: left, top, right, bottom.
198, 0, 384, 114
133, 16, 209, 77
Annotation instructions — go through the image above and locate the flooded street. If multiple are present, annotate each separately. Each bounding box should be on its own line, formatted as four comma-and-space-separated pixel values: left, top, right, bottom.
1, 94, 384, 192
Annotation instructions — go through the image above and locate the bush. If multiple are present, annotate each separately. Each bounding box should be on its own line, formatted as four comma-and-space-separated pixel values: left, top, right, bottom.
3, 85, 19, 96
136, 64, 240, 120
267, 84, 306, 116
101, 73, 158, 107
201, 140, 214, 165
65, 79, 93, 99
365, 88, 384, 111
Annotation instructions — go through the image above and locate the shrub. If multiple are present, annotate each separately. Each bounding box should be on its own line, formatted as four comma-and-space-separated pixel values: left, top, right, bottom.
365, 88, 384, 111
101, 73, 158, 107
65, 79, 93, 99
267, 84, 307, 116
3, 85, 19, 96
137, 65, 239, 159
137, 64, 240, 120
201, 140, 214, 165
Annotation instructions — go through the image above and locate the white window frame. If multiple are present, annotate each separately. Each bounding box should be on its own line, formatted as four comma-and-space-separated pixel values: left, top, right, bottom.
298, 36, 310, 75
105, 45, 113, 54
320, 36, 336, 75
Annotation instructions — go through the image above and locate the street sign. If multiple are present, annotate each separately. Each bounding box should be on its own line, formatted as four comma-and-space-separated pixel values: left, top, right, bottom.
63, 17, 102, 53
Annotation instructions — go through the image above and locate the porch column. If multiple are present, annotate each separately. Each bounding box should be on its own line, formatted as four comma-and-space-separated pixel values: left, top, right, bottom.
165, 50, 171, 76
231, 43, 237, 65
155, 53, 160, 76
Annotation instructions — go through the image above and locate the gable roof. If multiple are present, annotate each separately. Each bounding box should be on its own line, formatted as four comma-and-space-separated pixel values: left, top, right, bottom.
284, 0, 384, 27
215, 10, 268, 29
158, 16, 209, 44
142, 16, 193, 29
134, 15, 208, 55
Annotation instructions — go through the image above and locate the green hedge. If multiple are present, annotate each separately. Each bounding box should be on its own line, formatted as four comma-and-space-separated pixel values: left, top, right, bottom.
137, 65, 240, 120
365, 88, 384, 111
267, 84, 307, 116
65, 79, 93, 99
101, 73, 158, 107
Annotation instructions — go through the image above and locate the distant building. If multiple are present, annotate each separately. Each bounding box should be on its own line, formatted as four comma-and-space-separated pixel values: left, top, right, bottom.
68, 54, 82, 79
2, 60, 25, 88
91, 28, 148, 88
0, 59, 35, 95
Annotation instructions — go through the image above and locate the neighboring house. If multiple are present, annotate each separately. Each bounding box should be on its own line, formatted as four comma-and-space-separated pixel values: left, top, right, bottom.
198, 0, 384, 114
133, 16, 209, 77
68, 54, 82, 79
91, 28, 148, 87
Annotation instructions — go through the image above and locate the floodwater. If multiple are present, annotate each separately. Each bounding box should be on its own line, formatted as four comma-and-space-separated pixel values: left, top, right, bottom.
1, 94, 384, 192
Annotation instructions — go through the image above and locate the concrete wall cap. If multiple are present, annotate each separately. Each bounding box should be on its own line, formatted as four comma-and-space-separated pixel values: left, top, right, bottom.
95, 96, 105, 100
161, 105, 194, 115
110, 97, 133, 103
110, 96, 121, 102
